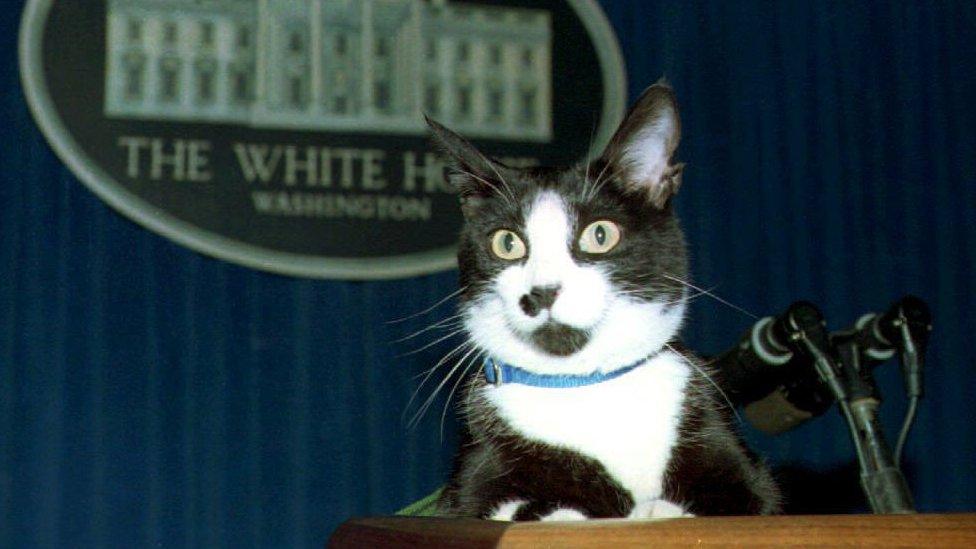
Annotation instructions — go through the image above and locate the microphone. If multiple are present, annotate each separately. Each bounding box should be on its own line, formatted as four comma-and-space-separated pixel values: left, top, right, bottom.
833, 296, 931, 396
714, 301, 835, 434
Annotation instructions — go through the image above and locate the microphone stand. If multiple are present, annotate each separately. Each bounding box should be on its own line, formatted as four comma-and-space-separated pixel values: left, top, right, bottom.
785, 301, 929, 514
714, 297, 931, 513
774, 309, 899, 512
832, 336, 915, 513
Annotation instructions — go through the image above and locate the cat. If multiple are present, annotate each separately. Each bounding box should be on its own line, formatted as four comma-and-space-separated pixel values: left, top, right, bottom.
425, 80, 780, 521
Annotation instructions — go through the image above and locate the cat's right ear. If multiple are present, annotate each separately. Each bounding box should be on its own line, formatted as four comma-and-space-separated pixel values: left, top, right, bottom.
426, 115, 508, 215
598, 80, 684, 209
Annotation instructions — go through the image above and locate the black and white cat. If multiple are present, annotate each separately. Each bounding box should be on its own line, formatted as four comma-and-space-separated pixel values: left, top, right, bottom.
426, 81, 780, 520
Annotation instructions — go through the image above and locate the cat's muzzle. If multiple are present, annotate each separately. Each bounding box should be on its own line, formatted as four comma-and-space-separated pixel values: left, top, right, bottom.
529, 321, 589, 357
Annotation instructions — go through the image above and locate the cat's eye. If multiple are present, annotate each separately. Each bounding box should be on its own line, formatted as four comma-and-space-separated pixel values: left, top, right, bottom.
579, 220, 621, 254
490, 229, 527, 260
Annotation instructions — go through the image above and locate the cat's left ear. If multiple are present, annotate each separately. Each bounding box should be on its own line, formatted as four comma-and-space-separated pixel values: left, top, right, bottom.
425, 115, 509, 216
599, 79, 684, 209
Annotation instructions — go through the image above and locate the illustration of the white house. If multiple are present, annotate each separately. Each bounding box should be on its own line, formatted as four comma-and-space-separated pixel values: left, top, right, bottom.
104, 0, 553, 141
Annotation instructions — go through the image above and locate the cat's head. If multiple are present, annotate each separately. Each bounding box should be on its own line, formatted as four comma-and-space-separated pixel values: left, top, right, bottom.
428, 82, 689, 375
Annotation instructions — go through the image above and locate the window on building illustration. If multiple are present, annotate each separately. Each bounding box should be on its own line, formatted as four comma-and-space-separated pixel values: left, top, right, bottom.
124, 61, 143, 100
457, 41, 470, 63
425, 84, 440, 114
488, 87, 503, 121
232, 69, 252, 104
332, 70, 351, 114
375, 81, 392, 113
334, 95, 348, 114
288, 76, 306, 107
159, 58, 180, 102
288, 32, 305, 54
163, 22, 178, 45
335, 33, 347, 56
457, 85, 472, 119
237, 26, 251, 48
375, 36, 390, 58
520, 88, 537, 125
126, 20, 141, 43
197, 65, 215, 104
200, 22, 215, 47
425, 39, 437, 61
489, 45, 502, 66
521, 48, 534, 68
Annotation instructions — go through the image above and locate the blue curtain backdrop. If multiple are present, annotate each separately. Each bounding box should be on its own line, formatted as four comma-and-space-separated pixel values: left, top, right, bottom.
2, 0, 974, 546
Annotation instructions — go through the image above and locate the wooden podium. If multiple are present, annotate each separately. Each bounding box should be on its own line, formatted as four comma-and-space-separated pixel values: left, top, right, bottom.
330, 513, 976, 548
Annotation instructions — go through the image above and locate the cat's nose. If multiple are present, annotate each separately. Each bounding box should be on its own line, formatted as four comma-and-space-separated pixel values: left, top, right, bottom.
519, 285, 561, 317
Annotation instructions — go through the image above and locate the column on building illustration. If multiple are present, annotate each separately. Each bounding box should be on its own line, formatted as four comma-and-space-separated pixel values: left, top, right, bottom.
421, 2, 453, 124
253, 0, 312, 123
229, 20, 257, 114
377, 0, 421, 123
115, 16, 147, 106
194, 20, 216, 107
484, 38, 505, 126
360, 0, 374, 117
320, 2, 364, 118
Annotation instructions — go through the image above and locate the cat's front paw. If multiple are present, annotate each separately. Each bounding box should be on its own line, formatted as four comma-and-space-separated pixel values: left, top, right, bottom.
486, 499, 589, 522
487, 499, 527, 521
538, 507, 588, 522
629, 499, 695, 519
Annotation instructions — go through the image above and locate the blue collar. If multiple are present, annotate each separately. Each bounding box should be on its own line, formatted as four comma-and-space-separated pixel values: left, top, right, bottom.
482, 355, 651, 389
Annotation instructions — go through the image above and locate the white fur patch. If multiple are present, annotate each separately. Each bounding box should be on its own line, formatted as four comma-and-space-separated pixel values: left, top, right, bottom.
482, 351, 690, 503
629, 499, 694, 519
488, 499, 526, 521
540, 508, 588, 521
493, 191, 609, 335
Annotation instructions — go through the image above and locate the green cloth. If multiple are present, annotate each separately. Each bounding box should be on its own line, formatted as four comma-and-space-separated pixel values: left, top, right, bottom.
395, 487, 444, 517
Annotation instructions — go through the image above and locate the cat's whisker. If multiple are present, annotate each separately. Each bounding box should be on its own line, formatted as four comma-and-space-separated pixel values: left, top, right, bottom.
409, 339, 472, 382
385, 285, 467, 324
660, 288, 719, 307
439, 349, 486, 441
614, 286, 683, 296
581, 163, 593, 202
408, 344, 480, 429
585, 156, 614, 201
391, 314, 465, 344
398, 327, 467, 357
402, 340, 475, 426
482, 157, 519, 206
587, 163, 628, 201
580, 120, 599, 201
460, 168, 516, 208
665, 343, 741, 423
661, 274, 758, 319
613, 284, 695, 301
586, 148, 629, 201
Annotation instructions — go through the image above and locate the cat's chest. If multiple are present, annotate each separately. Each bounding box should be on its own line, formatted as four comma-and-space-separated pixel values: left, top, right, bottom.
483, 352, 690, 502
